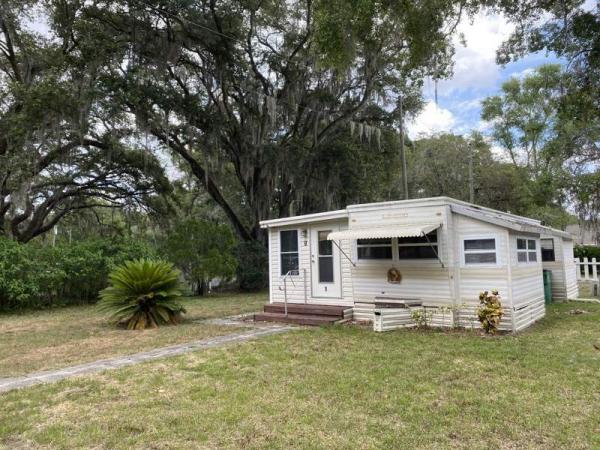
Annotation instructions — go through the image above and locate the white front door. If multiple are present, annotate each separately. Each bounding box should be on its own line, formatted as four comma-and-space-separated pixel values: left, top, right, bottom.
311, 226, 342, 298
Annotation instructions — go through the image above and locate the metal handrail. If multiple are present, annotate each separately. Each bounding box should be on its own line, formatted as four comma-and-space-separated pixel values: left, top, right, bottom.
281, 270, 298, 316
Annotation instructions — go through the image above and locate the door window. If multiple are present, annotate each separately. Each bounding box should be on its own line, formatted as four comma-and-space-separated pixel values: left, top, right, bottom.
318, 230, 334, 282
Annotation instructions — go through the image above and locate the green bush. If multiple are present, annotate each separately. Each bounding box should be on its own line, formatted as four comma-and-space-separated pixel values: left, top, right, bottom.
0, 237, 156, 311
235, 240, 268, 291
477, 290, 504, 334
98, 259, 185, 329
574, 245, 600, 260
161, 218, 237, 295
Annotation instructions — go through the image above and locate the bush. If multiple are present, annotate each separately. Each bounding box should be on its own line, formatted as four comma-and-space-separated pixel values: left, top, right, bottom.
161, 218, 237, 295
0, 237, 156, 311
98, 259, 185, 329
574, 245, 600, 260
235, 240, 268, 291
477, 290, 504, 334
0, 239, 64, 310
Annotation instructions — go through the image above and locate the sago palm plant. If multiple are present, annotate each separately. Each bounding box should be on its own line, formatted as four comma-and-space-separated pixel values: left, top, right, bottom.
98, 259, 186, 330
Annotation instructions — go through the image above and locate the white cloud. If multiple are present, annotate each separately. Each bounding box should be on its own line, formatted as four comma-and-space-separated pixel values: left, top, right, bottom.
511, 67, 536, 79
582, 0, 597, 12
407, 101, 455, 138
433, 10, 515, 97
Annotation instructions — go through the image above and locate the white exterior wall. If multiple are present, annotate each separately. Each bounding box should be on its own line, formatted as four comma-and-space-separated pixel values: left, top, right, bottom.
541, 236, 566, 300
268, 219, 354, 305
263, 198, 555, 331
508, 232, 545, 330
454, 215, 514, 331
348, 203, 453, 305
540, 236, 579, 300
563, 239, 579, 299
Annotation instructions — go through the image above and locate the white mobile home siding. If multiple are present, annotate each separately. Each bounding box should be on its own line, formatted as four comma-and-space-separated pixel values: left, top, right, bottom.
563, 239, 579, 299
262, 197, 553, 332
540, 236, 579, 300
541, 236, 567, 300
454, 215, 513, 331
348, 203, 453, 305
268, 220, 354, 305
508, 232, 545, 330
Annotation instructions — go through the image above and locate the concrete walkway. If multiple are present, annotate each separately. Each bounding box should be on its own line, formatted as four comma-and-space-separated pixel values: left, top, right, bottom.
0, 321, 293, 393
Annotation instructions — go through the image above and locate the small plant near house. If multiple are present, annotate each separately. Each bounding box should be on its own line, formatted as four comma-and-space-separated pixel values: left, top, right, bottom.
411, 308, 433, 328
477, 290, 503, 334
98, 259, 186, 330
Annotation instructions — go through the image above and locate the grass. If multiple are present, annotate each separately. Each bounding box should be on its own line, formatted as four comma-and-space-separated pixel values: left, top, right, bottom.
1, 302, 599, 449
0, 292, 266, 377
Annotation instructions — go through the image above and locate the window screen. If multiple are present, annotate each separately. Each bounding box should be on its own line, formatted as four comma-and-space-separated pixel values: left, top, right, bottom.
541, 239, 555, 262
463, 238, 497, 265
357, 238, 392, 260
397, 231, 438, 260
280, 230, 299, 275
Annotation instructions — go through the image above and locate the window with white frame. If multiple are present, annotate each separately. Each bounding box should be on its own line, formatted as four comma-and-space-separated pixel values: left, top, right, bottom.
463, 238, 497, 265
280, 230, 299, 275
357, 238, 392, 260
397, 230, 438, 259
517, 238, 537, 263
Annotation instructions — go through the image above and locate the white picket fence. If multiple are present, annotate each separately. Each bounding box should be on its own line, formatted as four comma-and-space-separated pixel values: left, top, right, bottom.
575, 257, 599, 281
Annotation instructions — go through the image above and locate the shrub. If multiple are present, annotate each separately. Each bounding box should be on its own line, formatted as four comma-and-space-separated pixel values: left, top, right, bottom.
0, 237, 156, 311
0, 239, 64, 310
477, 290, 504, 334
574, 245, 600, 260
235, 240, 268, 291
98, 259, 185, 330
162, 218, 237, 295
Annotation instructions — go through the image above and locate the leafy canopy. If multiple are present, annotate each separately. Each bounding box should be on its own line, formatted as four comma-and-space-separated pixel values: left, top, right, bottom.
162, 218, 237, 294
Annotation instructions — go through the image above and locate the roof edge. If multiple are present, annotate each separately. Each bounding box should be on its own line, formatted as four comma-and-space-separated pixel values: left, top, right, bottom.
259, 209, 348, 228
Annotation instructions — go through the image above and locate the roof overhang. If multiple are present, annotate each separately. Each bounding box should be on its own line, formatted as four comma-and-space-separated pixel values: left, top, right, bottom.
539, 226, 575, 240
450, 205, 573, 239
327, 223, 441, 240
260, 209, 348, 228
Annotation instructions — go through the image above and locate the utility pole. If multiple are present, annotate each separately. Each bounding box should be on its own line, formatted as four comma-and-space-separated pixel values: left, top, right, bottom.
468, 140, 474, 203
399, 96, 409, 199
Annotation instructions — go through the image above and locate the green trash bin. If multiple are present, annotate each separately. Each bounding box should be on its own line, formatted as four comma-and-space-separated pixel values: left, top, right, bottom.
543, 270, 552, 304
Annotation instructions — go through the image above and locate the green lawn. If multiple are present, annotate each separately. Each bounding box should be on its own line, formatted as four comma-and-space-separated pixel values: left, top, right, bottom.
0, 292, 266, 377
1, 302, 599, 449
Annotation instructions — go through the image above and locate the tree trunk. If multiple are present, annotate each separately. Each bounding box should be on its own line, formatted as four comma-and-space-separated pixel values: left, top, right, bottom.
197, 279, 208, 296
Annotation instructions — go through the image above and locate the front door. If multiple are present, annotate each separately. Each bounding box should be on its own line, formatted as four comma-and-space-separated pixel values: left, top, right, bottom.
311, 226, 342, 298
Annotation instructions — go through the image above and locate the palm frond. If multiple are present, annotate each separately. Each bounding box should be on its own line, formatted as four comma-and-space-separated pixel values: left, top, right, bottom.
98, 259, 185, 330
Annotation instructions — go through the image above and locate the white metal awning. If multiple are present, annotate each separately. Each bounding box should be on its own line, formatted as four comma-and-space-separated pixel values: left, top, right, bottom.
327, 223, 441, 240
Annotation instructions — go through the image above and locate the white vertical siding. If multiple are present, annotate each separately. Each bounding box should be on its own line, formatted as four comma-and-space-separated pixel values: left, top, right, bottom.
540, 236, 579, 300
541, 236, 567, 300
563, 239, 579, 299
268, 220, 353, 305
349, 204, 452, 305
508, 232, 545, 329
269, 226, 308, 304
265, 200, 551, 332
456, 215, 510, 314
339, 230, 355, 302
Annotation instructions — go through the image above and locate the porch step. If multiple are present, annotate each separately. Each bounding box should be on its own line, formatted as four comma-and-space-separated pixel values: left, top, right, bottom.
253, 312, 340, 326
264, 303, 348, 317
255, 302, 351, 326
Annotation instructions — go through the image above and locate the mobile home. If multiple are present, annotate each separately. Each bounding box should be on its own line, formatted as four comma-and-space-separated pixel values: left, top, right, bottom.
257, 197, 576, 332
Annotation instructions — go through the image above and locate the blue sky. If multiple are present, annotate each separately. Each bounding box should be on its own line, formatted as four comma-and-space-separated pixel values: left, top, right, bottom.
408, 10, 560, 141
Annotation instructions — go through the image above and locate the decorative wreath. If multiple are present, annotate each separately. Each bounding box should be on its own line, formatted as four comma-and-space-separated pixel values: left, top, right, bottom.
387, 267, 402, 284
